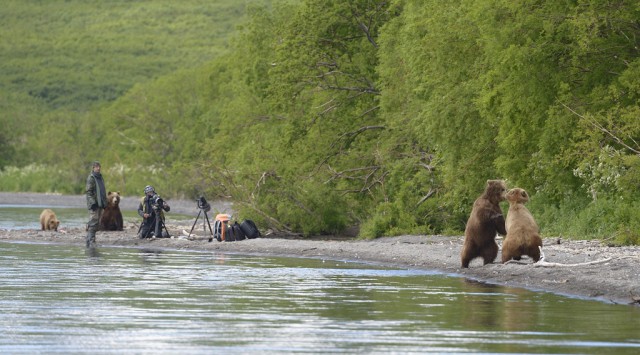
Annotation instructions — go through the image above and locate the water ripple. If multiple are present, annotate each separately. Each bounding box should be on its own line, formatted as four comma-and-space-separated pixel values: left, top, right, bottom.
0, 241, 639, 354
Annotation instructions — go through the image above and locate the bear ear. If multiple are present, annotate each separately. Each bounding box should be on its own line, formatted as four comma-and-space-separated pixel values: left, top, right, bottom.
108, 191, 112, 194
521, 190, 527, 198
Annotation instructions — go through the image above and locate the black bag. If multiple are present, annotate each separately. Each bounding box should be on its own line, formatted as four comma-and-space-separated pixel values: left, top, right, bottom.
231, 221, 246, 241
225, 225, 236, 242
240, 219, 260, 239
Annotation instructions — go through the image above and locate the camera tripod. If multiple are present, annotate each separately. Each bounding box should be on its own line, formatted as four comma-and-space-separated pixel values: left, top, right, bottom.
189, 197, 214, 242
138, 208, 171, 238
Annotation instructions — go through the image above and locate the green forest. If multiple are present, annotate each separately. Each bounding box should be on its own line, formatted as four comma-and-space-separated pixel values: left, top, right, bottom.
1, 0, 639, 244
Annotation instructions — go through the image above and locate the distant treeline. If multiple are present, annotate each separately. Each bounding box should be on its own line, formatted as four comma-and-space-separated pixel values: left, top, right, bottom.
1, 0, 639, 243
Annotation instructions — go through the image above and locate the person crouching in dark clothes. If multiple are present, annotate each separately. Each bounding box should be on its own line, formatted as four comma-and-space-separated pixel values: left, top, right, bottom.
137, 185, 170, 238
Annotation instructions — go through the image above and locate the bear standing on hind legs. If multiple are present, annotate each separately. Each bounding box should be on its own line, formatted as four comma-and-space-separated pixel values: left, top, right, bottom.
460, 179, 508, 268
501, 188, 543, 263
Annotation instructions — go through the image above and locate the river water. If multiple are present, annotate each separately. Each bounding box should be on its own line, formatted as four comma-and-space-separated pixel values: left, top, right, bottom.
1, 206, 640, 353
0, 240, 639, 354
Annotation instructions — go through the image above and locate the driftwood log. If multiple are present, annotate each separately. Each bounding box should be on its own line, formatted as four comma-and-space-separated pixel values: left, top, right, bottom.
504, 246, 637, 267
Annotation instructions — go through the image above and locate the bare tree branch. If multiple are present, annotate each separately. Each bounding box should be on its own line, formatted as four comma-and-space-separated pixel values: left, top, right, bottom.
235, 200, 295, 234
562, 103, 640, 155
323, 164, 387, 197
358, 105, 380, 118
350, 7, 378, 48
314, 125, 386, 172
348, 1, 389, 48
321, 84, 379, 95
503, 246, 639, 267
416, 189, 436, 207
252, 171, 279, 200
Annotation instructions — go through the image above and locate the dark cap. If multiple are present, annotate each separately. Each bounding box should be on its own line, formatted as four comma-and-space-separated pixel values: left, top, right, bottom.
92, 161, 101, 167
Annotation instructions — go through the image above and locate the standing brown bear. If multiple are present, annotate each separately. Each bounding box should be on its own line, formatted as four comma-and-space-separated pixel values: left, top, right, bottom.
461, 179, 507, 268
100, 191, 124, 231
40, 209, 60, 231
502, 188, 543, 263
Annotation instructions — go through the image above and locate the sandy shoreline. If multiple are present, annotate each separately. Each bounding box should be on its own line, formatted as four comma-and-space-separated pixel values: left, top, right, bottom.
1, 192, 639, 306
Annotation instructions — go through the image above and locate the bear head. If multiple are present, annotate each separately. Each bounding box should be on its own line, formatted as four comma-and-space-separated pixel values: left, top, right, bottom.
107, 191, 121, 207
49, 219, 60, 231
483, 179, 507, 204
506, 187, 529, 204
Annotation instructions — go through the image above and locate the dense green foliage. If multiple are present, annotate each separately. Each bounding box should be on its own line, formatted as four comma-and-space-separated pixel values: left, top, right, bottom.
2, 0, 640, 243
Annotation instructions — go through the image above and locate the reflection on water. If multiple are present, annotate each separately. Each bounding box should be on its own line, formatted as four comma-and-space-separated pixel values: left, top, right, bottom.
0, 241, 639, 354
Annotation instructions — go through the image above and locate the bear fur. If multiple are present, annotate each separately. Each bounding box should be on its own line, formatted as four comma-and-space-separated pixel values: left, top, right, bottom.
460, 179, 508, 268
501, 188, 543, 263
39, 209, 60, 231
100, 191, 124, 231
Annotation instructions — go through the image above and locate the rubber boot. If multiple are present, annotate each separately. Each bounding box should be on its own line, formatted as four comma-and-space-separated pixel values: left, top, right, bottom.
86, 229, 96, 248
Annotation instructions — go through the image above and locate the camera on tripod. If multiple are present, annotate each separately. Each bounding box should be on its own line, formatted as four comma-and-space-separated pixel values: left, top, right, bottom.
150, 194, 164, 211
197, 196, 211, 212
189, 195, 214, 242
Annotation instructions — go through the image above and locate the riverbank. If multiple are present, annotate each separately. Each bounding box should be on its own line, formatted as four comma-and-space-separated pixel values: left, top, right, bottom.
1, 192, 639, 306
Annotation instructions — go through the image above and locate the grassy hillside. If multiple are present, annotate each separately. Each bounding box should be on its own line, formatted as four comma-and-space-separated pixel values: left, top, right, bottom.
0, 0, 253, 110
0, 0, 268, 170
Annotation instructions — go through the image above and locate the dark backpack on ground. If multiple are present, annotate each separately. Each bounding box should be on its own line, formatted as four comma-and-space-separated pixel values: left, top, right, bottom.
240, 219, 260, 239
225, 222, 246, 242
231, 221, 246, 241
225, 225, 236, 242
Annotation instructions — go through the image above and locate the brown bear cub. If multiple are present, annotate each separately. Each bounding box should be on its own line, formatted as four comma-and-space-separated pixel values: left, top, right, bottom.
461, 179, 507, 268
100, 191, 124, 231
502, 188, 543, 263
39, 209, 60, 231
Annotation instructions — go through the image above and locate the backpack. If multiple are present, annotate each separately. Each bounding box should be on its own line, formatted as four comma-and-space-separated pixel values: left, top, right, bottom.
230, 221, 246, 241
213, 214, 231, 242
225, 225, 236, 242
240, 219, 260, 239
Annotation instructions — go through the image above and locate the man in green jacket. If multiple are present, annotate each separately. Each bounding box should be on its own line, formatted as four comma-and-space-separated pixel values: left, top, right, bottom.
86, 161, 107, 248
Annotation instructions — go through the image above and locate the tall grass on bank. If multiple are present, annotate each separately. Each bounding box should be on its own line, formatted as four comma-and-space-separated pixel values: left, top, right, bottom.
0, 164, 78, 194
531, 195, 640, 246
